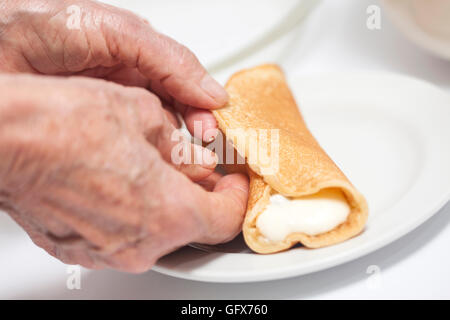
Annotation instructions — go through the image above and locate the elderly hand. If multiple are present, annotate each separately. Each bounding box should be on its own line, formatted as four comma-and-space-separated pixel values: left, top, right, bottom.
0, 74, 248, 273
0, 0, 223, 141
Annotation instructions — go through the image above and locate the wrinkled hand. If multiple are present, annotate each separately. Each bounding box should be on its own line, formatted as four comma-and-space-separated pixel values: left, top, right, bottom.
0, 74, 248, 272
0, 0, 223, 141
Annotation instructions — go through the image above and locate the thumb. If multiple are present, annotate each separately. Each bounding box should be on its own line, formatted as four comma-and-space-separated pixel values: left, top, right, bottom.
103, 13, 228, 109
195, 173, 250, 244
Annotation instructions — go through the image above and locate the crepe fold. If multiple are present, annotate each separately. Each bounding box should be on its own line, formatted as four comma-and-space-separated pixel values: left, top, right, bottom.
212, 64, 368, 254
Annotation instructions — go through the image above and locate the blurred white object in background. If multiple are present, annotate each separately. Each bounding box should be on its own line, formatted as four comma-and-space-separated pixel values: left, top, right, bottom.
383, 0, 450, 60
98, 0, 307, 69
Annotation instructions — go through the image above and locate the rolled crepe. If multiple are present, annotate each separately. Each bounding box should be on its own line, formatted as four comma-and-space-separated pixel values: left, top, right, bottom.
212, 64, 368, 254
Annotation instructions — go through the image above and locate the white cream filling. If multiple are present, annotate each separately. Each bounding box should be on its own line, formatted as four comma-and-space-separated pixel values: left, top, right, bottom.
256, 189, 351, 242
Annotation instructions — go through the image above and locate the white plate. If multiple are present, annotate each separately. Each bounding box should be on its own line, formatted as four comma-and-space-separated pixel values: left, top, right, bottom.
153, 72, 450, 283
98, 0, 308, 69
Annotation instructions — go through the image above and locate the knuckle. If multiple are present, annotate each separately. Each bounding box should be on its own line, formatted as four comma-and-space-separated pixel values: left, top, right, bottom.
176, 43, 196, 63
175, 44, 202, 75
115, 86, 166, 136
154, 33, 201, 75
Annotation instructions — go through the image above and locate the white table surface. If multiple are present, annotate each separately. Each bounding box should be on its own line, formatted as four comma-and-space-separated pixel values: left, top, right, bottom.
1, 0, 449, 299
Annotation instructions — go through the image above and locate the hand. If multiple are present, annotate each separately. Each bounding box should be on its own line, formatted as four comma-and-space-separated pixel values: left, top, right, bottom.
0, 0, 224, 141
0, 74, 249, 273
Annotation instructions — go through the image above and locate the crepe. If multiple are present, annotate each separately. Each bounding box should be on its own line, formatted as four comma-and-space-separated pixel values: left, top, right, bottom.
212, 64, 368, 254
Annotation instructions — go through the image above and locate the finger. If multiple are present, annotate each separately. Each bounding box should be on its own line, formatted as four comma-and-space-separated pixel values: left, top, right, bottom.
195, 173, 249, 244
76, 67, 179, 109
131, 89, 218, 181
173, 102, 219, 143
104, 17, 228, 109
184, 107, 218, 142
141, 32, 228, 109
76, 65, 149, 88
94, 167, 248, 271
157, 131, 218, 182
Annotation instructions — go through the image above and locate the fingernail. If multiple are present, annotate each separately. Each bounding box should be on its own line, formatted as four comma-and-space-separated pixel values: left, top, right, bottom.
200, 146, 218, 168
192, 144, 217, 168
203, 128, 218, 143
200, 74, 229, 106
